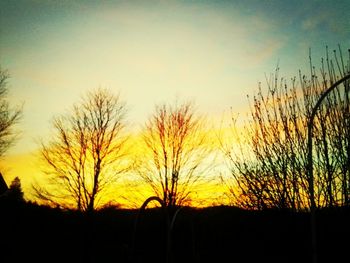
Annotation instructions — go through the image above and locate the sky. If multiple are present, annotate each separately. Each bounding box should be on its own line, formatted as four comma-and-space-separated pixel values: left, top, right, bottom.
0, 0, 349, 201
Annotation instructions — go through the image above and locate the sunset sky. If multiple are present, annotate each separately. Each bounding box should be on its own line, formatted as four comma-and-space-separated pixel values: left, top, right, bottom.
0, 0, 349, 203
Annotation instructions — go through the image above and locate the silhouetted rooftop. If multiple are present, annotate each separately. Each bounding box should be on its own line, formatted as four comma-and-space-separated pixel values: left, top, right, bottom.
0, 173, 8, 195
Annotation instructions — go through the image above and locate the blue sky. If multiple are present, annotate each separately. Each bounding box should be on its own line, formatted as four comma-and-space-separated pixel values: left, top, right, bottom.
0, 0, 349, 189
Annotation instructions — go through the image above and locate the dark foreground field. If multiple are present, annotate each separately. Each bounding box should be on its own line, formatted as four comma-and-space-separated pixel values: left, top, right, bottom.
1, 201, 349, 263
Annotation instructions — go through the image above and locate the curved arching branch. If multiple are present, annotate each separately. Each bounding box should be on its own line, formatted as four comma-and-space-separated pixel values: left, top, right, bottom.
166, 206, 184, 263
169, 206, 183, 234
139, 196, 164, 211
131, 196, 164, 261
307, 73, 350, 263
131, 196, 186, 263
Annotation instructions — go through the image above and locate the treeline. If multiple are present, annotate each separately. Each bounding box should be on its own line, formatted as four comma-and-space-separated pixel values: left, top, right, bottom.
0, 46, 349, 212
0, 201, 349, 263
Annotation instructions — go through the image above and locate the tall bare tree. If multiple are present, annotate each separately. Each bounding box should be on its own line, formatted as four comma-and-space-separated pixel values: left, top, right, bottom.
135, 101, 214, 208
35, 88, 130, 212
222, 46, 350, 210
0, 67, 22, 157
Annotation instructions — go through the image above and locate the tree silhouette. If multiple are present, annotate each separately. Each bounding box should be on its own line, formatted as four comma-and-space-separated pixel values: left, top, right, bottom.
0, 67, 22, 157
134, 101, 214, 208
34, 88, 130, 212
222, 46, 350, 210
6, 176, 24, 202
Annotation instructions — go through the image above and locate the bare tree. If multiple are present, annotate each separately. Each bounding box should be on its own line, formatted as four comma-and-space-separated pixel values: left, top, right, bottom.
0, 67, 22, 157
134, 101, 214, 208
222, 46, 350, 210
35, 88, 130, 212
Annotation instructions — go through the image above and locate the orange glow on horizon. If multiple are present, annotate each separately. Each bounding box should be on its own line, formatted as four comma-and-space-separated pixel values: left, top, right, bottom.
0, 123, 233, 209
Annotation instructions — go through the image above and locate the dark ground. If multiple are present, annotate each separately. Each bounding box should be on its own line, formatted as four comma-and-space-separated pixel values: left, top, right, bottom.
1, 200, 349, 263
